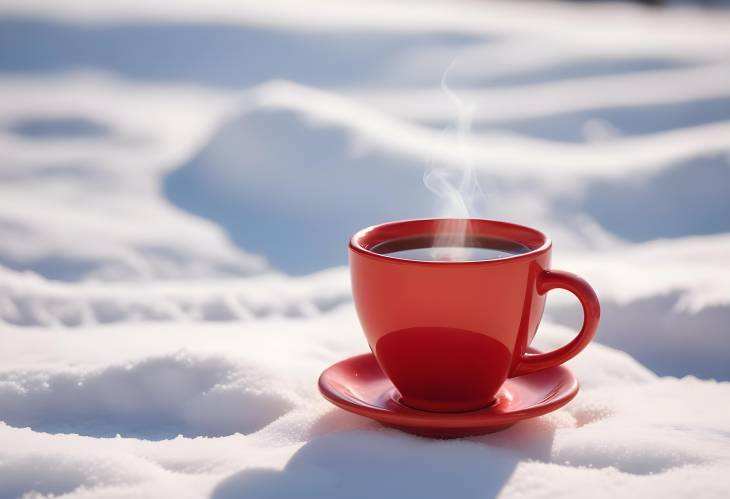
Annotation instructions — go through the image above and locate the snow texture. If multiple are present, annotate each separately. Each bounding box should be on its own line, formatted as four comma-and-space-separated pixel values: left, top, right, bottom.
0, 1, 729, 498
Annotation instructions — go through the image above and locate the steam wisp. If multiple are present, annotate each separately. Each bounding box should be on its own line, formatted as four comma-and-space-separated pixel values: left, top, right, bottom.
423, 61, 487, 260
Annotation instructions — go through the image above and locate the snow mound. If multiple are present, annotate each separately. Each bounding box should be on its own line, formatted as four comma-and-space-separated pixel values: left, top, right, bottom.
0, 353, 294, 438
0, 266, 350, 326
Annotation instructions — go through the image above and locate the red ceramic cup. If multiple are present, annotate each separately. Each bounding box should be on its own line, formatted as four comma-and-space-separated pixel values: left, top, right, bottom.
349, 218, 600, 413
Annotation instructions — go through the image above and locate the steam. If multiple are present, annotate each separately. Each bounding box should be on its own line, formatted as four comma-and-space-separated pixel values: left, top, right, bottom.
423, 61, 487, 260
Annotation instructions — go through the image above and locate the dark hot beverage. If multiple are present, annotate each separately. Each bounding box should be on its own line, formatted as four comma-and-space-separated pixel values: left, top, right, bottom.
372, 235, 530, 262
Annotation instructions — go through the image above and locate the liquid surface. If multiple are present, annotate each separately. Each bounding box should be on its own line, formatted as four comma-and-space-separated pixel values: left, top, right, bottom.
372, 236, 530, 262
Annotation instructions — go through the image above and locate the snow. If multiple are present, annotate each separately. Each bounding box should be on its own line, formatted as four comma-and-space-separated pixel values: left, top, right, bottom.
1, 0, 730, 497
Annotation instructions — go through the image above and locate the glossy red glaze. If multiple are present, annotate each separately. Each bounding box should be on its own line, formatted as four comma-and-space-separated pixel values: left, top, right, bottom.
318, 352, 579, 438
349, 218, 599, 412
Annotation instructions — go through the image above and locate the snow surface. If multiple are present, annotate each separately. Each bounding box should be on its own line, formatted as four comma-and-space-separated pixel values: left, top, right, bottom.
1, 0, 729, 497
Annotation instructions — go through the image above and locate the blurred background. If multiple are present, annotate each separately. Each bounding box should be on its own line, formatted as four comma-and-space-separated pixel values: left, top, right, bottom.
1, 0, 729, 378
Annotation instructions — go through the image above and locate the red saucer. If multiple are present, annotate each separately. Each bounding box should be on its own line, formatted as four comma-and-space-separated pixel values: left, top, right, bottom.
318, 352, 578, 438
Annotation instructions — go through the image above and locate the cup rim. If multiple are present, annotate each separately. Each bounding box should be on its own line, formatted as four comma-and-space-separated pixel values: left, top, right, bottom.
349, 218, 551, 266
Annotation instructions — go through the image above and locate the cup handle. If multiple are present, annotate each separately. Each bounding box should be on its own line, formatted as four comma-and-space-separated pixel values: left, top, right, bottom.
511, 270, 600, 377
